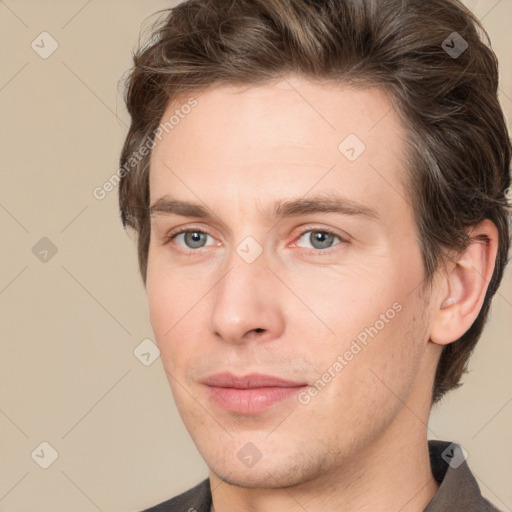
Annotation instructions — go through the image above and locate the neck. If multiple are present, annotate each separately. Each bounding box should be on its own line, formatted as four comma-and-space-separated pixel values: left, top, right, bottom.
209, 400, 439, 512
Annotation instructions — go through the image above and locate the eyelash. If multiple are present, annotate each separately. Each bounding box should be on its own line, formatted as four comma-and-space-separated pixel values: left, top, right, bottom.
164, 226, 348, 257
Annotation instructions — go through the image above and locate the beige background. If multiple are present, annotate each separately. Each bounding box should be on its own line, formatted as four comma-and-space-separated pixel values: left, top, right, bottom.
0, 1, 510, 511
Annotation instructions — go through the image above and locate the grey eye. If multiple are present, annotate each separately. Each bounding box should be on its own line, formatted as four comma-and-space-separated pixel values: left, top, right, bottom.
179, 231, 210, 249
297, 230, 340, 250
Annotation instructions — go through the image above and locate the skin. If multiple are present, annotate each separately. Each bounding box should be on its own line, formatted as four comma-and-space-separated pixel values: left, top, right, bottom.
146, 75, 498, 512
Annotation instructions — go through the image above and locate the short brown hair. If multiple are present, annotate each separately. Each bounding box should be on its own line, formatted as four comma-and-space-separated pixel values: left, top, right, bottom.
118, 0, 511, 403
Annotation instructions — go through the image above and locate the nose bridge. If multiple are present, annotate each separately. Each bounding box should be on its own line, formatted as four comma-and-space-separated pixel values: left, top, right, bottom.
208, 243, 284, 343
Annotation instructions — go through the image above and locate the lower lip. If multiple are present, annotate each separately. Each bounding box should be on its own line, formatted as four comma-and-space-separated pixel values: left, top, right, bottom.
206, 386, 307, 414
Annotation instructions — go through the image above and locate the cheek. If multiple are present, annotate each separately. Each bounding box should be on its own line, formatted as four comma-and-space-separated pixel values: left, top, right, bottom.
146, 246, 198, 334
279, 260, 409, 346
146, 270, 172, 343
146, 263, 192, 369
296, 263, 428, 398
307, 295, 429, 451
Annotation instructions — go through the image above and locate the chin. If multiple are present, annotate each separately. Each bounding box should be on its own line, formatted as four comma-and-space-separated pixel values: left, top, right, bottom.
211, 463, 308, 489
204, 446, 329, 490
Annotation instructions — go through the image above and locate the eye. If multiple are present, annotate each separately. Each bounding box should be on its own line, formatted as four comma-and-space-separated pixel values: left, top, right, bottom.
295, 229, 343, 251
170, 229, 217, 250
165, 227, 346, 256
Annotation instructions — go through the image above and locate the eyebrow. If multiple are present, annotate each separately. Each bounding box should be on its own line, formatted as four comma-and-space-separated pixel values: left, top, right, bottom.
149, 194, 379, 222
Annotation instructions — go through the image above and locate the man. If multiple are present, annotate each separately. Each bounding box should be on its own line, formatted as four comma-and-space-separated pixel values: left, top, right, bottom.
118, 0, 511, 510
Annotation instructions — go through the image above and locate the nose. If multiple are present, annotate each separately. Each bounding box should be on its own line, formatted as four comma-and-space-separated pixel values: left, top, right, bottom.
208, 255, 286, 345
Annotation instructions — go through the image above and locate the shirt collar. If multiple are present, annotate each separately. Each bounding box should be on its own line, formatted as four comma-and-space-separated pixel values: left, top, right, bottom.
424, 440, 495, 511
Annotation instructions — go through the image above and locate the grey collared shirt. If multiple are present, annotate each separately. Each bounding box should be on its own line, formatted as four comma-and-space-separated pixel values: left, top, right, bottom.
425, 440, 501, 511
141, 440, 502, 511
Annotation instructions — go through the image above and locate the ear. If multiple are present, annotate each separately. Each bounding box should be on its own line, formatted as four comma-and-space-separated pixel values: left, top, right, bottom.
429, 219, 499, 346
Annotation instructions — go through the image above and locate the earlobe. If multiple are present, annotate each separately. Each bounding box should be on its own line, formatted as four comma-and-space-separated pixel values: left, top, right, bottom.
429, 220, 498, 346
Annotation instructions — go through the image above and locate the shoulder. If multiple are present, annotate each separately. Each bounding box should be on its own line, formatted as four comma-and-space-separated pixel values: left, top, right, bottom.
139, 478, 211, 512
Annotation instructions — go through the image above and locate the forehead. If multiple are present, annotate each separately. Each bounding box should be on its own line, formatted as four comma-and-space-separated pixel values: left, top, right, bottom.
149, 76, 410, 220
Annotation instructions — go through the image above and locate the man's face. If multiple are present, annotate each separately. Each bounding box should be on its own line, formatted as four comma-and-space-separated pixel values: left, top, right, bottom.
147, 76, 437, 487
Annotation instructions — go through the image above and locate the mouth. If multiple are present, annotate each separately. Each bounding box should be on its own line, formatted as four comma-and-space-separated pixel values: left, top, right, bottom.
202, 372, 308, 414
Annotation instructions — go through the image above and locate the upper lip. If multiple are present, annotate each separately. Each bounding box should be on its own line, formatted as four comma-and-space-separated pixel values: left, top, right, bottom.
203, 372, 306, 389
